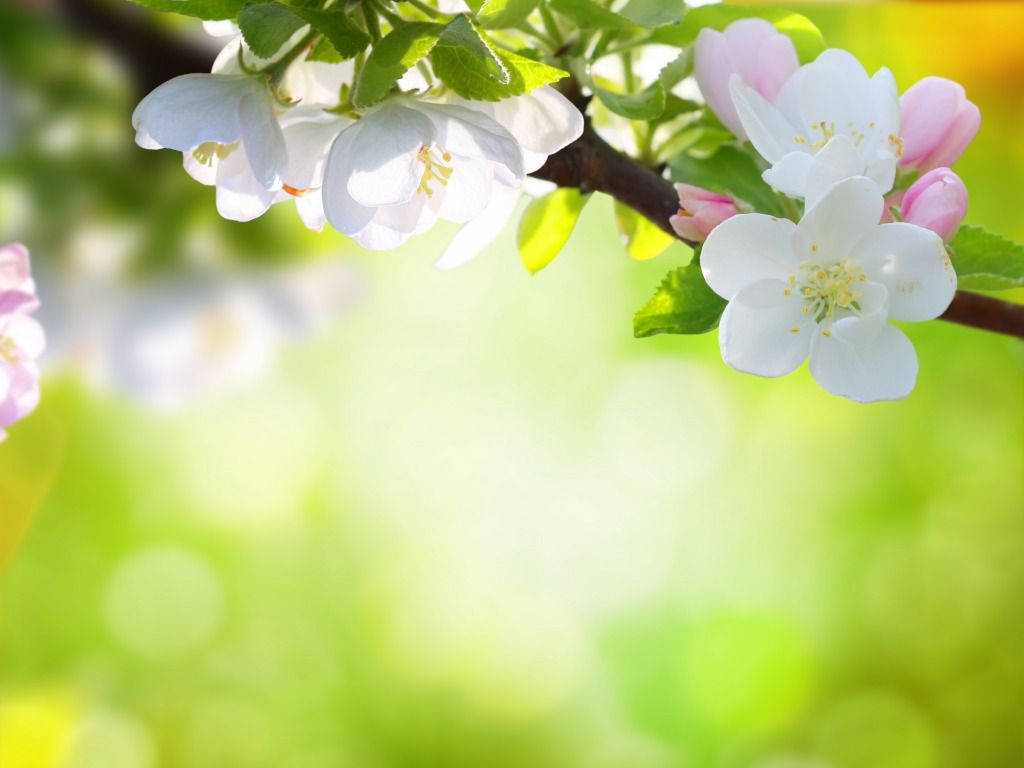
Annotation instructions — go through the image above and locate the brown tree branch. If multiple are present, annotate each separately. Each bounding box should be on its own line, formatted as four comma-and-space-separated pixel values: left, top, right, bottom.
532, 117, 1024, 341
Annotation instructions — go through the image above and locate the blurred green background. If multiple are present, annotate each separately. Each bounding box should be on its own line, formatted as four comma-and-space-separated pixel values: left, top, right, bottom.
1, 2, 1023, 767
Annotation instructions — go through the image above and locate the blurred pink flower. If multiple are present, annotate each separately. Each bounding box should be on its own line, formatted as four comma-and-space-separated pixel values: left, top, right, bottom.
0, 243, 44, 442
695, 19, 799, 140
899, 76, 980, 172
670, 184, 738, 242
900, 167, 968, 242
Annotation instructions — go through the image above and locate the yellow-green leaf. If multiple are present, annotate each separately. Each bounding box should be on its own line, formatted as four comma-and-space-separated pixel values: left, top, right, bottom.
615, 201, 678, 261
517, 189, 590, 274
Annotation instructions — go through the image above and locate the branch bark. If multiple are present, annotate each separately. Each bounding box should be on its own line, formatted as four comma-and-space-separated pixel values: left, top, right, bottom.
532, 118, 1024, 341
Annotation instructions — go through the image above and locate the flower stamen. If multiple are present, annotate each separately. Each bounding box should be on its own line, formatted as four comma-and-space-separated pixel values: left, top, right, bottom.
417, 146, 454, 197
790, 258, 867, 324
0, 334, 20, 364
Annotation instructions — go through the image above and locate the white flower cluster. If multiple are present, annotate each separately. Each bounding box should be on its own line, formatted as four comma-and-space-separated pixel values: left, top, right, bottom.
132, 24, 583, 263
695, 34, 964, 402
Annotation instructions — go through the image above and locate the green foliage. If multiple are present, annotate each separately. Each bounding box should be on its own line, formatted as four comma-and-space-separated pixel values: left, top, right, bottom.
549, 0, 631, 30
498, 49, 569, 95
477, 0, 540, 29
124, 0, 246, 21
518, 188, 590, 274
594, 81, 666, 120
430, 15, 509, 100
238, 2, 369, 60
353, 22, 442, 108
669, 145, 786, 217
615, 201, 678, 262
633, 259, 726, 337
948, 225, 1024, 291
619, 0, 684, 28
650, 4, 826, 63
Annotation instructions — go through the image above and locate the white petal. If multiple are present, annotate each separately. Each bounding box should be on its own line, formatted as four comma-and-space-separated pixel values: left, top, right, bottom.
863, 149, 896, 197
488, 87, 584, 168
850, 222, 956, 321
869, 66, 901, 139
418, 103, 525, 180
810, 321, 917, 402
295, 190, 327, 232
322, 123, 377, 235
183, 148, 218, 186
203, 20, 240, 38
719, 279, 812, 377
793, 176, 882, 264
351, 219, 413, 251
214, 147, 276, 221
797, 51, 869, 134
729, 75, 799, 163
347, 102, 434, 207
373, 194, 430, 236
701, 213, 799, 299
763, 151, 813, 198
132, 74, 252, 151
803, 134, 865, 208
435, 183, 521, 270
431, 157, 492, 223
238, 91, 286, 189
280, 108, 348, 189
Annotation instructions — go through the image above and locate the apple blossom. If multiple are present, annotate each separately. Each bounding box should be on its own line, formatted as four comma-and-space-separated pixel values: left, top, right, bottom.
899, 77, 979, 172
694, 18, 799, 141
729, 49, 901, 202
434, 87, 584, 268
0, 243, 44, 442
322, 98, 526, 251
899, 168, 967, 242
701, 177, 956, 402
670, 184, 738, 242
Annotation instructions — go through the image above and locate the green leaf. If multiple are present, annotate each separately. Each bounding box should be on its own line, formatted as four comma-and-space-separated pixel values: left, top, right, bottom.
650, 4, 826, 63
518, 189, 591, 274
307, 35, 343, 63
237, 2, 369, 60
478, 0, 540, 29
657, 95, 702, 123
669, 145, 785, 217
430, 15, 509, 100
657, 47, 693, 90
615, 201, 678, 262
124, 0, 246, 21
238, 3, 306, 59
619, 0, 683, 28
500, 49, 569, 94
633, 260, 726, 337
549, 0, 631, 29
353, 22, 443, 108
289, 6, 371, 60
594, 81, 666, 120
948, 225, 1024, 291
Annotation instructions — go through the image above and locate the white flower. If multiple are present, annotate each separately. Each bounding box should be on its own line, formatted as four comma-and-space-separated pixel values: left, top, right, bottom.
133, 73, 288, 220
435, 87, 584, 269
730, 49, 901, 205
322, 97, 526, 250
133, 34, 353, 225
701, 176, 956, 402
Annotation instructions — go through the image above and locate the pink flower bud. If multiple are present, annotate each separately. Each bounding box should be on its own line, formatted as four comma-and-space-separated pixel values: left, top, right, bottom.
899, 77, 980, 172
901, 167, 967, 241
695, 19, 799, 140
0, 242, 43, 443
670, 183, 738, 242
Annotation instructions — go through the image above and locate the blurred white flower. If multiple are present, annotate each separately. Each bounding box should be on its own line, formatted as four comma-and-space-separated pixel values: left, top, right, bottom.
701, 176, 955, 402
730, 48, 901, 203
0, 242, 44, 442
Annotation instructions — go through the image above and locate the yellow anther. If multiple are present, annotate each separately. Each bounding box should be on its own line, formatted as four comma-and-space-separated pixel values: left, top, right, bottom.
790, 326, 800, 334
822, 329, 831, 337
811, 243, 819, 253
417, 145, 455, 197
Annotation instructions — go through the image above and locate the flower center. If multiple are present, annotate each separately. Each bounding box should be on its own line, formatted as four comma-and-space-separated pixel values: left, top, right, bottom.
416, 145, 454, 197
0, 334, 20, 364
786, 257, 867, 325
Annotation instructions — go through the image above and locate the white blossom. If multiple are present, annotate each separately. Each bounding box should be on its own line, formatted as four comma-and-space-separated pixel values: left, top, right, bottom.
730, 49, 901, 206
701, 177, 956, 402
